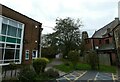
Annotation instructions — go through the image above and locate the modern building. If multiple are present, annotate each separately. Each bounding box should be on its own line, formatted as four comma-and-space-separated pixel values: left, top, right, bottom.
0, 4, 43, 65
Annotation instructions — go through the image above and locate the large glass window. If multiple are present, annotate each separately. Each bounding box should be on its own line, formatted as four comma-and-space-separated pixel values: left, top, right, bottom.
0, 16, 24, 65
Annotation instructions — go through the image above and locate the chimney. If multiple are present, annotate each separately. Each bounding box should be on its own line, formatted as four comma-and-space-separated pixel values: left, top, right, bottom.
115, 18, 119, 24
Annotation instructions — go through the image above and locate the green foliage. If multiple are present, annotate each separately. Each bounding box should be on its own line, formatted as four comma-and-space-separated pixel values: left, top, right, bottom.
54, 63, 116, 73
99, 65, 116, 73
33, 58, 49, 74
45, 68, 59, 78
86, 50, 99, 70
18, 65, 36, 82
54, 64, 74, 73
68, 50, 80, 69
42, 17, 82, 58
41, 47, 57, 58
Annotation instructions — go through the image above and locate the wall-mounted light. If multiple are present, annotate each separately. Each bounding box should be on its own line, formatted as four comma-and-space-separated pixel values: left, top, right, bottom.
35, 26, 38, 28
35, 40, 37, 43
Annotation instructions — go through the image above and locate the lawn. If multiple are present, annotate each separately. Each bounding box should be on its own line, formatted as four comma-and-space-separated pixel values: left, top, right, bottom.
54, 63, 117, 73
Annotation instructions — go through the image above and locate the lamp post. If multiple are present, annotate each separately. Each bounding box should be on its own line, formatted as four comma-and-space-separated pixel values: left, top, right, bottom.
95, 46, 99, 70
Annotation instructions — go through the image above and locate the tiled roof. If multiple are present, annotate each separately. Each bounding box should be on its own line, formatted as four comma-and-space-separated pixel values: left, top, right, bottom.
92, 19, 119, 38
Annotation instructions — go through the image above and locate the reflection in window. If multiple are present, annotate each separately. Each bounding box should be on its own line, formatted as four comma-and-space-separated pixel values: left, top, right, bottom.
17, 45, 20, 48
32, 50, 37, 58
2, 24, 7, 35
6, 37, 16, 43
25, 50, 29, 59
0, 43, 4, 48
6, 44, 15, 48
15, 50, 20, 59
0, 36, 5, 42
4, 49, 14, 59
0, 49, 4, 60
17, 29, 22, 38
7, 25, 17, 37
17, 39, 21, 44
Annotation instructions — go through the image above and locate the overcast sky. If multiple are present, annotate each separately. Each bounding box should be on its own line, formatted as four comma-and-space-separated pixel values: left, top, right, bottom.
1, 0, 119, 37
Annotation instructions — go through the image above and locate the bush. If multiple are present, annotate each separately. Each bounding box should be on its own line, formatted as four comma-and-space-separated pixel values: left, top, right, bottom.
86, 50, 99, 70
33, 58, 49, 75
45, 68, 59, 78
68, 50, 80, 69
18, 65, 36, 82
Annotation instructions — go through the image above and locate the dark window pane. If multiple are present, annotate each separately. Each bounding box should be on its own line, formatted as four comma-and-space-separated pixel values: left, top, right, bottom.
1, 24, 7, 35
25, 50, 29, 59
6, 44, 15, 48
0, 43, 4, 48
17, 39, 21, 44
15, 50, 20, 59
15, 60, 19, 62
0, 36, 5, 42
17, 45, 20, 48
4, 49, 15, 59
7, 25, 17, 37
6, 37, 16, 43
0, 49, 4, 60
32, 51, 37, 58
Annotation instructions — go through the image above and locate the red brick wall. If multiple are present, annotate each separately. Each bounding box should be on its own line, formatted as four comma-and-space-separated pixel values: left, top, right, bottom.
2, 5, 42, 64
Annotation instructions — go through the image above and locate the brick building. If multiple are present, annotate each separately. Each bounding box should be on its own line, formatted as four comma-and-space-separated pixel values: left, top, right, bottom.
85, 18, 119, 65
0, 4, 43, 65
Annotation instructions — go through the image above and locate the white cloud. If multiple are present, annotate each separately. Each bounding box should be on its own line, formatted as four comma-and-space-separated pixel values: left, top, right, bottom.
1, 0, 119, 36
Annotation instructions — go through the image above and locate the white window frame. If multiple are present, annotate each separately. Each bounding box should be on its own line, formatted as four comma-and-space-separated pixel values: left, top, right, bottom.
25, 50, 29, 60
0, 15, 2, 34
0, 16, 24, 65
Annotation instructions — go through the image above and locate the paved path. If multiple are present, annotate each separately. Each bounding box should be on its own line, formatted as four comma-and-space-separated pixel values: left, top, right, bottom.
56, 71, 118, 82
46, 58, 63, 71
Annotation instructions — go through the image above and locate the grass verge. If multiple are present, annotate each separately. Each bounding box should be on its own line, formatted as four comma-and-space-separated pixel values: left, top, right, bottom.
54, 63, 117, 73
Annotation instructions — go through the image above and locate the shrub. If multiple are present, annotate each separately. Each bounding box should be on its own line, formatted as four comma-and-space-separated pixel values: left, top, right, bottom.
33, 58, 49, 75
18, 65, 36, 82
45, 68, 59, 78
86, 50, 99, 70
68, 50, 80, 69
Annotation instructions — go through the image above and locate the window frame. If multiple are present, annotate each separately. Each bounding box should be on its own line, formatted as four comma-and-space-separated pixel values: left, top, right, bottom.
25, 50, 29, 60
32, 50, 38, 59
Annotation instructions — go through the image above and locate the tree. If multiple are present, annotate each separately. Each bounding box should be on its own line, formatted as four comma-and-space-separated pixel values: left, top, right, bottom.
46, 17, 82, 57
41, 34, 59, 58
